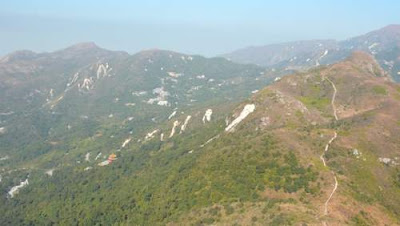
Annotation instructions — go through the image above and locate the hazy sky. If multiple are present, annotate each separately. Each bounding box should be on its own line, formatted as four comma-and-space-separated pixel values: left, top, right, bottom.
1, 0, 399, 56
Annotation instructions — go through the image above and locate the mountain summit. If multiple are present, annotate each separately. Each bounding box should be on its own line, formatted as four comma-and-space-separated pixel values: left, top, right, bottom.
62, 42, 100, 51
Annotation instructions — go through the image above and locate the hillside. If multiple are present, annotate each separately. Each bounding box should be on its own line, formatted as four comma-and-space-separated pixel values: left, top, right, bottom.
169, 52, 400, 225
223, 25, 400, 82
0, 43, 276, 168
223, 40, 341, 69
1, 50, 399, 225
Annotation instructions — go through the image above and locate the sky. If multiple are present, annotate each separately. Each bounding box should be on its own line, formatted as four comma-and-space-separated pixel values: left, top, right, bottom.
1, 0, 399, 56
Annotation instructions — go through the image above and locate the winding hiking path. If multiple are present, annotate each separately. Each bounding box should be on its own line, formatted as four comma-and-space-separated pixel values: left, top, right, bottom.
320, 76, 339, 225
324, 172, 338, 215
320, 132, 337, 167
325, 77, 338, 121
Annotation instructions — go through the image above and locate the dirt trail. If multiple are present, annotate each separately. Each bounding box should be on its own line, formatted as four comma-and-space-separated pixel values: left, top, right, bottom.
324, 173, 338, 215
320, 76, 339, 225
320, 132, 337, 167
325, 77, 338, 121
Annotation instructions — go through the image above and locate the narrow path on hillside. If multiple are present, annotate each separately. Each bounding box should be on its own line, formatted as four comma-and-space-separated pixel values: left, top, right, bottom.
324, 172, 338, 215
320, 76, 339, 225
325, 77, 338, 121
320, 132, 337, 167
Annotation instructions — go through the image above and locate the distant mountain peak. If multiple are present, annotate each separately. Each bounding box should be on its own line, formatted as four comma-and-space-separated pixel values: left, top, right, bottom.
64, 42, 100, 51
134, 49, 185, 60
362, 24, 400, 39
0, 50, 37, 63
137, 48, 178, 55
380, 24, 400, 31
53, 42, 126, 59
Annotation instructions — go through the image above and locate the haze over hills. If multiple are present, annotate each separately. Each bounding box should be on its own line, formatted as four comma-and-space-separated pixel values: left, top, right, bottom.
223, 25, 400, 82
0, 25, 400, 225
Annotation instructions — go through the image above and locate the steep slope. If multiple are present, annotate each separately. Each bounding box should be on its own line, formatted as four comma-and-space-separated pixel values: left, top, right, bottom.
0, 42, 128, 111
171, 52, 400, 225
0, 42, 131, 164
224, 40, 341, 69
1, 51, 398, 225
223, 24, 400, 82
341, 25, 400, 82
0, 43, 276, 222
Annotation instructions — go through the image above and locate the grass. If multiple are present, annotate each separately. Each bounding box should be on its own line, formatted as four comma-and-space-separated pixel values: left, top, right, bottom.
345, 143, 381, 205
372, 85, 387, 95
299, 96, 330, 111
351, 211, 373, 226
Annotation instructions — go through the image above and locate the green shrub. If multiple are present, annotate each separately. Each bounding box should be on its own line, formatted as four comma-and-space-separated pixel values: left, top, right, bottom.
372, 85, 387, 95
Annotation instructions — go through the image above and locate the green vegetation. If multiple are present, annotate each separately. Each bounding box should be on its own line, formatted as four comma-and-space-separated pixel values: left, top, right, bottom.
0, 49, 277, 225
0, 116, 321, 225
270, 213, 293, 226
1, 45, 400, 225
372, 85, 387, 95
263, 152, 319, 193
351, 211, 375, 226
299, 96, 330, 111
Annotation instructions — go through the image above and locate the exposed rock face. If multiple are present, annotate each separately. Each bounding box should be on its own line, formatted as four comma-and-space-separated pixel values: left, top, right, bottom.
225, 104, 255, 132
8, 178, 29, 198
169, 121, 180, 138
202, 109, 213, 123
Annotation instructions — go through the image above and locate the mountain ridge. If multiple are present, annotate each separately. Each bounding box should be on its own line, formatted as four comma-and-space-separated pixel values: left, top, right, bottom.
0, 25, 400, 225
223, 24, 400, 82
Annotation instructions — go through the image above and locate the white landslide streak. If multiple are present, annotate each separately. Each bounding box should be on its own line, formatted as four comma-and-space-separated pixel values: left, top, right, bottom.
202, 109, 213, 123
97, 64, 107, 78
46, 169, 55, 176
225, 104, 256, 132
85, 152, 91, 162
200, 135, 220, 147
168, 111, 177, 120
145, 130, 159, 141
316, 50, 329, 66
8, 178, 29, 198
121, 138, 132, 148
95, 153, 102, 160
169, 121, 180, 138
180, 116, 192, 133
0, 111, 14, 116
0, 155, 9, 161
49, 95, 64, 109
